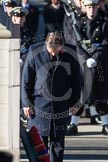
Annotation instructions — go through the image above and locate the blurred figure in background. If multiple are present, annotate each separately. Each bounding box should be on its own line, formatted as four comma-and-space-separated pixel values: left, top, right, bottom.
98, 0, 108, 16
20, 0, 39, 41
63, 0, 102, 136
9, 6, 28, 58
44, 0, 65, 34
83, 0, 108, 135
3, 0, 17, 16
9, 6, 28, 26
19, 0, 39, 57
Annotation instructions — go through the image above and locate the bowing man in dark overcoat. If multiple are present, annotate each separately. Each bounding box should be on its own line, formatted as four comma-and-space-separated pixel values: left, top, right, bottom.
21, 31, 81, 161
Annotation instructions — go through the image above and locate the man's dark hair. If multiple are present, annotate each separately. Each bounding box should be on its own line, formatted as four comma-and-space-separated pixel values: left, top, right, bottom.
46, 31, 65, 50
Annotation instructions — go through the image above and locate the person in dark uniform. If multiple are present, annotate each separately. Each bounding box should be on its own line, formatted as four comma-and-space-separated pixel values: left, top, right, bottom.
80, 0, 108, 135
9, 6, 28, 26
21, 0, 39, 38
19, 0, 39, 55
21, 31, 81, 162
63, 0, 102, 136
63, 0, 78, 46
9, 6, 29, 69
9, 1, 38, 58
3, 0, 17, 16
1, 0, 17, 38
63, 0, 86, 135
9, 6, 28, 44
44, 0, 65, 34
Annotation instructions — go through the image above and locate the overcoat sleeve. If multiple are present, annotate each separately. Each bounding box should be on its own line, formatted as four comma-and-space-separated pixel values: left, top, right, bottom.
21, 46, 36, 107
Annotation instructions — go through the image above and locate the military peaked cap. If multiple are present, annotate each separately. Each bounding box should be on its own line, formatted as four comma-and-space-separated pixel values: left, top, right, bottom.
9, 7, 28, 17
4, 0, 17, 6
83, 0, 99, 6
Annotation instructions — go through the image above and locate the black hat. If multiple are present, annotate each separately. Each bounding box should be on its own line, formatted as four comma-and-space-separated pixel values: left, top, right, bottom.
4, 0, 17, 6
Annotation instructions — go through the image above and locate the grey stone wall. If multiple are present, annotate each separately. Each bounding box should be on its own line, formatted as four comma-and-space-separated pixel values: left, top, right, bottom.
0, 38, 20, 162
0, 6, 21, 162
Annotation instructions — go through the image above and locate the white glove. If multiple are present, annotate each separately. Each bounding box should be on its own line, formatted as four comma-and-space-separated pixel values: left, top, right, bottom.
86, 58, 97, 68
19, 59, 24, 66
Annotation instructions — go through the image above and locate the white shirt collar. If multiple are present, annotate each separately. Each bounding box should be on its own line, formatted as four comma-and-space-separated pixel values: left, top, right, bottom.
22, 3, 30, 9
51, 3, 61, 10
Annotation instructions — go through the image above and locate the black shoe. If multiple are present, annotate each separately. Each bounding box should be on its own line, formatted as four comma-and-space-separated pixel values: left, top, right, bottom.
90, 115, 102, 125
66, 124, 78, 136
102, 125, 108, 135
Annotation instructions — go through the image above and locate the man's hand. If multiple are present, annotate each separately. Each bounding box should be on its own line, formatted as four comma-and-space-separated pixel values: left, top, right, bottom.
23, 107, 33, 118
69, 106, 79, 115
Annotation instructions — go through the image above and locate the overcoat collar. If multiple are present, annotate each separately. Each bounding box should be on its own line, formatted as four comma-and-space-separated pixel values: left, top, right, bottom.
42, 43, 64, 66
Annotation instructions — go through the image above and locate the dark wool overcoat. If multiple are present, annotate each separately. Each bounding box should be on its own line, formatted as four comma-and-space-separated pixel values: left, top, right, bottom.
22, 43, 81, 136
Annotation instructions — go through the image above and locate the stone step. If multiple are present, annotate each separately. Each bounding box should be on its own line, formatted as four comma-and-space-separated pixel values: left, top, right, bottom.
20, 118, 108, 162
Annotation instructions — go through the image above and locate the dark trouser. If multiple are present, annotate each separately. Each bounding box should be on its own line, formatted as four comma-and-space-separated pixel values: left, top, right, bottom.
89, 65, 108, 115
79, 62, 93, 106
42, 135, 64, 162
42, 120, 65, 162
95, 101, 108, 115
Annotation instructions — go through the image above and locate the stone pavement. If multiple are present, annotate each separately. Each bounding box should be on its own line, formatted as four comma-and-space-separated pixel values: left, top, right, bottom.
20, 117, 108, 162
73, 117, 105, 138
63, 117, 108, 161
